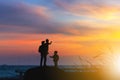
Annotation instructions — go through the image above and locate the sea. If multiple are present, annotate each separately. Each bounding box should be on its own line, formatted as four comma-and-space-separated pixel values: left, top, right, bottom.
0, 65, 36, 78
0, 65, 101, 78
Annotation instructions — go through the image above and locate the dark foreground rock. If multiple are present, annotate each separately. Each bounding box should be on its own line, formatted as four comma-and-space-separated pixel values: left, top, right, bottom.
23, 66, 66, 80
23, 66, 104, 80
0, 78, 18, 80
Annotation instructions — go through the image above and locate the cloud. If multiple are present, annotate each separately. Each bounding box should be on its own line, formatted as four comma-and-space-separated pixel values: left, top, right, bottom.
0, 0, 118, 36
54, 0, 120, 20
0, 1, 49, 26
0, 0, 85, 35
0, 1, 67, 34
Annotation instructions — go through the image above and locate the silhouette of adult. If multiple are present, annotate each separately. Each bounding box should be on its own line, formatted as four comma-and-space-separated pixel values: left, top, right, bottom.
43, 39, 52, 66
38, 39, 52, 67
44, 39, 52, 54
38, 41, 46, 67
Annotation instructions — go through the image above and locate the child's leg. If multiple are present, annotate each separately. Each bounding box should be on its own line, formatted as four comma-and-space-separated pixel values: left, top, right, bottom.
54, 61, 58, 67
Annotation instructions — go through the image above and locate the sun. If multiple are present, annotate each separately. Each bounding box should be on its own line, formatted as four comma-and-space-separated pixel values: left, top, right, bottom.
112, 56, 120, 74
104, 54, 120, 78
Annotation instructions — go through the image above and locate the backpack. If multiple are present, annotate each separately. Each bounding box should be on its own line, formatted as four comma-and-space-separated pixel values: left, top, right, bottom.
38, 45, 42, 53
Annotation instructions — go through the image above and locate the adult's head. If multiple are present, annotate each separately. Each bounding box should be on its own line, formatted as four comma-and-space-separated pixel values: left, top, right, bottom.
46, 39, 49, 43
41, 41, 45, 45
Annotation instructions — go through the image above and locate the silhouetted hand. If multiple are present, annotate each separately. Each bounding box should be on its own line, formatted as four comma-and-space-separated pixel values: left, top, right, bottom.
50, 41, 52, 44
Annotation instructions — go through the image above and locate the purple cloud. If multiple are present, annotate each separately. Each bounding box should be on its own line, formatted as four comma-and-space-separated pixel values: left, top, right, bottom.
0, 0, 109, 36
0, 1, 68, 34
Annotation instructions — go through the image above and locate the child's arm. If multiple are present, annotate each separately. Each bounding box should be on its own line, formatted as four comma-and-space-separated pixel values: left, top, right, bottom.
49, 56, 53, 58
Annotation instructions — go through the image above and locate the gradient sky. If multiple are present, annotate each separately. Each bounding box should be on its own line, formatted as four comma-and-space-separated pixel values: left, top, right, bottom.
0, 0, 120, 65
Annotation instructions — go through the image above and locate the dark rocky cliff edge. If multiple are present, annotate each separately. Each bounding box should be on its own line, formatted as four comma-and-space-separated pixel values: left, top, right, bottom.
23, 66, 104, 80
23, 66, 66, 80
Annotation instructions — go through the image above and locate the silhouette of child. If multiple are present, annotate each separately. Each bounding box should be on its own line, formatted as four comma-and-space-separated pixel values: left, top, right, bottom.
50, 51, 59, 67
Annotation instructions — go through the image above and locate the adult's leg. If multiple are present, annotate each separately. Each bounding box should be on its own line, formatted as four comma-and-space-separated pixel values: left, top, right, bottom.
44, 55, 47, 66
40, 54, 43, 67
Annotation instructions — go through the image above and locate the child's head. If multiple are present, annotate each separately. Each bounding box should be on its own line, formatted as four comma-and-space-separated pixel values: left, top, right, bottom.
54, 51, 58, 55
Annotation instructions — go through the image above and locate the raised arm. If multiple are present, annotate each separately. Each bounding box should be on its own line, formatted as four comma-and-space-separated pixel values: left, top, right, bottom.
49, 41, 52, 45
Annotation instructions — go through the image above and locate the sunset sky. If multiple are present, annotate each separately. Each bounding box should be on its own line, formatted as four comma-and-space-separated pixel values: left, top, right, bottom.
0, 0, 120, 65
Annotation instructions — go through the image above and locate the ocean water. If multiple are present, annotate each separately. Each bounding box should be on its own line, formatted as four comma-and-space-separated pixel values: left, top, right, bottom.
0, 65, 36, 78
0, 65, 100, 78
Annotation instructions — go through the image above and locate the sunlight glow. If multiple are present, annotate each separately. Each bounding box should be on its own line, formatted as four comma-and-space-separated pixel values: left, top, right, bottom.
112, 55, 120, 75
99, 13, 117, 21
104, 53, 120, 79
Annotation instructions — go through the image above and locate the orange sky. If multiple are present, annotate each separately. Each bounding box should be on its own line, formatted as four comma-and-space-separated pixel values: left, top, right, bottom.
1, 0, 120, 65
1, 31, 120, 57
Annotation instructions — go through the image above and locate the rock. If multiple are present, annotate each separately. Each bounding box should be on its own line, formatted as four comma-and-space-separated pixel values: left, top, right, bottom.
23, 66, 66, 80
